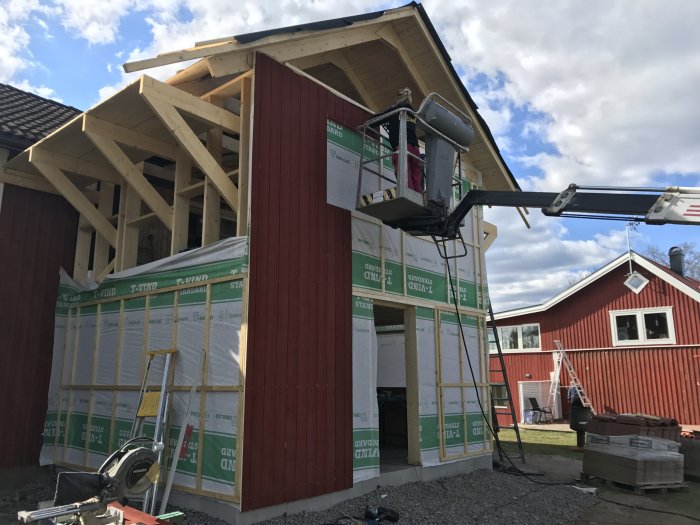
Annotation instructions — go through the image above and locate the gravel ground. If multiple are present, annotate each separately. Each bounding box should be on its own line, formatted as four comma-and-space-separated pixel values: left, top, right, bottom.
1, 466, 596, 525
257, 468, 596, 525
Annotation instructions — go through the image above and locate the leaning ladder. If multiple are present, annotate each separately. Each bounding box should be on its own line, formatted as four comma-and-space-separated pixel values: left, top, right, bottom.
550, 340, 596, 414
129, 348, 177, 515
488, 303, 525, 464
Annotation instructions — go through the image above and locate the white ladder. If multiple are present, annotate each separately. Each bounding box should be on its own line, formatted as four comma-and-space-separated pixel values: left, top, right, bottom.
130, 348, 177, 515
550, 341, 595, 414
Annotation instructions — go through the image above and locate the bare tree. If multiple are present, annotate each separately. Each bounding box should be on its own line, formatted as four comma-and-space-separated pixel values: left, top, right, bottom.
644, 242, 700, 280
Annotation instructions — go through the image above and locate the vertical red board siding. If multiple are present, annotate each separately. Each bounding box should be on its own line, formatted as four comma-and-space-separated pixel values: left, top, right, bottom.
0, 185, 77, 468
243, 54, 369, 510
489, 353, 553, 428
491, 261, 700, 425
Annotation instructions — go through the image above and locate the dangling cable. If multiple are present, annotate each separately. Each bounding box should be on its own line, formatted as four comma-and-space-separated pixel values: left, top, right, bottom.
438, 239, 576, 486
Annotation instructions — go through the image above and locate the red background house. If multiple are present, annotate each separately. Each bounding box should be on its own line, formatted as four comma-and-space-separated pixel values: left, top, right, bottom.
490, 250, 700, 427
0, 84, 79, 468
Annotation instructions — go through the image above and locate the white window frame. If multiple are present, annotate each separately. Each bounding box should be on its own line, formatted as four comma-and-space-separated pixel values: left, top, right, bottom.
489, 323, 542, 353
609, 307, 676, 346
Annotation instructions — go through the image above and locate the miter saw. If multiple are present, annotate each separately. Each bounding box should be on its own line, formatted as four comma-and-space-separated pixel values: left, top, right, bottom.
18, 437, 163, 524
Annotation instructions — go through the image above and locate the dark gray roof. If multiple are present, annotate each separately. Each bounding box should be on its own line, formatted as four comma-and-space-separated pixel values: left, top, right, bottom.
0, 83, 81, 153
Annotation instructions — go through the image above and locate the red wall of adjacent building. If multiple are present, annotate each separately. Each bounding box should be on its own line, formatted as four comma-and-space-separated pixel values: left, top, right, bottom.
0, 184, 77, 468
490, 261, 700, 426
242, 54, 370, 510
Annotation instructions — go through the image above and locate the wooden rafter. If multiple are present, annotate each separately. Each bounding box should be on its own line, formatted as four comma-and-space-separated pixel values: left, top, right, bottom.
328, 51, 380, 110
0, 168, 59, 195
142, 93, 239, 212
376, 24, 430, 98
84, 130, 173, 229
29, 148, 120, 184
83, 114, 179, 161
31, 158, 118, 247
123, 7, 414, 74
140, 76, 240, 133
201, 70, 253, 101
207, 25, 383, 78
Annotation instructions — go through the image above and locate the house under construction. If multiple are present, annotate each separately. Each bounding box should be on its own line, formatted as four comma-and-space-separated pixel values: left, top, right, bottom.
0, 3, 520, 523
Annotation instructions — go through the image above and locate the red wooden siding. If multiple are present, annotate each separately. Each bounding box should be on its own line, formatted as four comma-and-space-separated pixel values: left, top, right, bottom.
491, 346, 700, 425
490, 260, 700, 425
0, 184, 77, 468
243, 54, 369, 510
489, 353, 552, 428
500, 262, 700, 350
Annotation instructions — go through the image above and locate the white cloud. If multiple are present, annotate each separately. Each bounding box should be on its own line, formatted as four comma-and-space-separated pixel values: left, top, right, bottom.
428, 0, 700, 190
483, 206, 629, 311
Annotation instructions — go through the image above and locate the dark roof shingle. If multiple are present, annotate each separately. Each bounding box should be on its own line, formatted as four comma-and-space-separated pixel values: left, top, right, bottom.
0, 83, 81, 152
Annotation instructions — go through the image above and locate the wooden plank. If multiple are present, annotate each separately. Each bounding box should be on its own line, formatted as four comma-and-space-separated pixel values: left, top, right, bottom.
93, 182, 115, 276
376, 24, 430, 98
203, 126, 222, 246
118, 183, 141, 270
29, 147, 120, 184
32, 160, 118, 247
95, 259, 116, 282
236, 76, 252, 236
73, 215, 92, 282
329, 51, 380, 110
177, 180, 205, 199
83, 114, 179, 161
171, 150, 191, 255
201, 70, 253, 101
85, 131, 173, 229
140, 76, 240, 133
126, 211, 157, 227
208, 25, 383, 78
124, 9, 415, 74
143, 94, 239, 212
0, 168, 60, 194
404, 306, 421, 464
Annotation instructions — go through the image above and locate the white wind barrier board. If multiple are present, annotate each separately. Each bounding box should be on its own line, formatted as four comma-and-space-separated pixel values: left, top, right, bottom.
330, 120, 493, 475
352, 296, 380, 482
41, 237, 248, 501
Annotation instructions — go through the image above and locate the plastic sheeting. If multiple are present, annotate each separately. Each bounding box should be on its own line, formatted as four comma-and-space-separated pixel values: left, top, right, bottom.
352, 296, 380, 482
41, 237, 247, 499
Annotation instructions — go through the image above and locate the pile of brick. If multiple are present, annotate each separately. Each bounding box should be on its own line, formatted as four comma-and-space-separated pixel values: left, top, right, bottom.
586, 413, 681, 441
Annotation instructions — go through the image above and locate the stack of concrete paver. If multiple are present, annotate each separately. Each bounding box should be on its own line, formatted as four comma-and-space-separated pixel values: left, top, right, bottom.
582, 434, 684, 488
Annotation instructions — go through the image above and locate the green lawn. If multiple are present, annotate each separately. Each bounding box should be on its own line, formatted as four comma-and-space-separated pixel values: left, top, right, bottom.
495, 428, 580, 459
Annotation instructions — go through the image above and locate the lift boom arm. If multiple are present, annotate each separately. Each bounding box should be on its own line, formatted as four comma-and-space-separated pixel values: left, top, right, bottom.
392, 184, 700, 239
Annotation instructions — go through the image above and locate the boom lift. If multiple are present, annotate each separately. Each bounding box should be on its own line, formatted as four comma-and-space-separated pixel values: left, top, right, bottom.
356, 93, 700, 244
356, 93, 700, 462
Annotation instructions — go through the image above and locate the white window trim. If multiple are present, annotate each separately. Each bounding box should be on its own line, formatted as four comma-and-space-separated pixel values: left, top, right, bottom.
609, 307, 676, 346
489, 323, 542, 354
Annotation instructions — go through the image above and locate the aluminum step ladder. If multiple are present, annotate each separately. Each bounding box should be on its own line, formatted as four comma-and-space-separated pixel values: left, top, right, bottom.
129, 348, 177, 515
488, 303, 525, 464
550, 340, 595, 414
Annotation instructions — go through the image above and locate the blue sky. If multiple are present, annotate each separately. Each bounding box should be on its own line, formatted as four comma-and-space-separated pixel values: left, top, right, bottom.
2, 0, 699, 310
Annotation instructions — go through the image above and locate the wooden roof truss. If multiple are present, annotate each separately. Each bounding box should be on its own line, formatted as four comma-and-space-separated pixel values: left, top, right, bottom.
2, 73, 253, 281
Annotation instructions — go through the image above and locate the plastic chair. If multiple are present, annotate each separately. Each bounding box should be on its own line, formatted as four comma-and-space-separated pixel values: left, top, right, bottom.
528, 397, 554, 423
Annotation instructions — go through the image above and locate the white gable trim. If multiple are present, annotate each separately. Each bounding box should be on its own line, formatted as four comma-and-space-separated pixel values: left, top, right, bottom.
494, 252, 700, 320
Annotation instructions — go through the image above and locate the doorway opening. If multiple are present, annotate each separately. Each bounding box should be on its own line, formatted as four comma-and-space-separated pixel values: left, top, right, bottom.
374, 303, 412, 472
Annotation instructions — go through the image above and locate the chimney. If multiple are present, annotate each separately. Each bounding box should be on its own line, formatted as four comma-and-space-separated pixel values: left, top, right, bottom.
669, 246, 684, 277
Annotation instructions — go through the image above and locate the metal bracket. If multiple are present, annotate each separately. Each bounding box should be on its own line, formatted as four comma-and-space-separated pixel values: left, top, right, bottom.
542, 184, 577, 216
